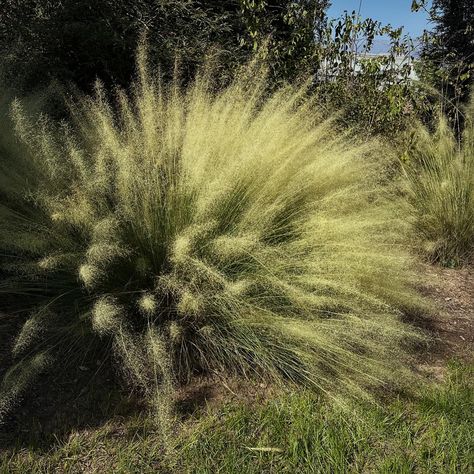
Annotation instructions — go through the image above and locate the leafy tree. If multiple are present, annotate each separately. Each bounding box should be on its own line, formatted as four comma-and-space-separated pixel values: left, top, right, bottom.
0, 1, 240, 91
239, 0, 329, 81
417, 0, 474, 116
314, 10, 422, 136
0, 0, 329, 92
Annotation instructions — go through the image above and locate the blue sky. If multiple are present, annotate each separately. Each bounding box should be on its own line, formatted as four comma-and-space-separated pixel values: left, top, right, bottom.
328, 0, 432, 38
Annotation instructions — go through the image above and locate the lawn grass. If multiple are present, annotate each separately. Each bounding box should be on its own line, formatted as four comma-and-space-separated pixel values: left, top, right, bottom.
1, 362, 472, 473
180, 362, 473, 473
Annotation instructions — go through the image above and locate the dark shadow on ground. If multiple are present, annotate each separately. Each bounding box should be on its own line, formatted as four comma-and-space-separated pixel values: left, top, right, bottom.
0, 347, 145, 452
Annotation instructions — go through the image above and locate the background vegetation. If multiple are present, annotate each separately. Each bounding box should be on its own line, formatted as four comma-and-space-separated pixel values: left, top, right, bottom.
0, 0, 329, 91
418, 0, 474, 123
0, 0, 429, 134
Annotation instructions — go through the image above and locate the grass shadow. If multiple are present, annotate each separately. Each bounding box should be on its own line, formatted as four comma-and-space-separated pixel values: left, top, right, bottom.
0, 347, 145, 453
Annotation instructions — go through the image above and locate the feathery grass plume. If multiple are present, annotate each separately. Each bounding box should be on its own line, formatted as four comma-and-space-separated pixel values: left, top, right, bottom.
403, 91, 474, 266
0, 48, 426, 416
0, 352, 51, 426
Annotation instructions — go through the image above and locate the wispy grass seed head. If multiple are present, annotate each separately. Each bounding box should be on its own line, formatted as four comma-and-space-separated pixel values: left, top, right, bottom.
403, 93, 474, 266
0, 53, 426, 414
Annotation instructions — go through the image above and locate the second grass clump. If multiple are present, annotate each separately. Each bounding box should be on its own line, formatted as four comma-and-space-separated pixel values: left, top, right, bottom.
0, 55, 425, 419
403, 94, 474, 266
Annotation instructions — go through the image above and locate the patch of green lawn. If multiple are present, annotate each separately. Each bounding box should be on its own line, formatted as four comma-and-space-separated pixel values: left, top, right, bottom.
1, 363, 472, 473
180, 363, 473, 473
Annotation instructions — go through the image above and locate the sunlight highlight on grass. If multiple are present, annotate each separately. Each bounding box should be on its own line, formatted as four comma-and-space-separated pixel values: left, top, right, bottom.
0, 49, 426, 423
403, 92, 474, 266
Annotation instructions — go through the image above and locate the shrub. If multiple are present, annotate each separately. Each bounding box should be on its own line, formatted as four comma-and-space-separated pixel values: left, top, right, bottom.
0, 54, 425, 423
403, 93, 474, 266
418, 0, 474, 113
313, 11, 421, 137
0, 0, 329, 93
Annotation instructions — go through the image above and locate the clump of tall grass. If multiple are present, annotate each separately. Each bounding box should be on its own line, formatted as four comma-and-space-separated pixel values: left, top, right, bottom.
0, 52, 425, 422
403, 93, 474, 266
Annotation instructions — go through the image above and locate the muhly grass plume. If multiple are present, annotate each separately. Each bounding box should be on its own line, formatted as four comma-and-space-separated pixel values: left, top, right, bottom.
0, 54, 426, 424
403, 92, 474, 266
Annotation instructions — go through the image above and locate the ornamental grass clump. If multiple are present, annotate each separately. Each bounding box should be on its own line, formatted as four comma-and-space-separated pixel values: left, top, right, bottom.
0, 54, 425, 422
403, 94, 474, 266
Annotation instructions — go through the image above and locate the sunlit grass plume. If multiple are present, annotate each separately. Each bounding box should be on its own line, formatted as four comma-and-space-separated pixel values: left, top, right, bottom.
0, 52, 424, 422
403, 92, 474, 266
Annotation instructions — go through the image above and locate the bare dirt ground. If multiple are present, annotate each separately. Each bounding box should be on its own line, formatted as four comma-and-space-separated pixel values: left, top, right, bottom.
418, 265, 474, 378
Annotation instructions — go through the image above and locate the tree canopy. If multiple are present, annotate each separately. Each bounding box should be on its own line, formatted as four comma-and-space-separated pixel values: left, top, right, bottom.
0, 0, 329, 92
420, 0, 474, 106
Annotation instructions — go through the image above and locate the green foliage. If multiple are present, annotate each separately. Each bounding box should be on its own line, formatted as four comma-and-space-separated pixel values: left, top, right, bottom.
0, 53, 426, 422
403, 91, 474, 266
0, 0, 243, 92
419, 0, 474, 121
0, 0, 329, 93
314, 11, 422, 136
239, 0, 329, 81
0, 0, 426, 136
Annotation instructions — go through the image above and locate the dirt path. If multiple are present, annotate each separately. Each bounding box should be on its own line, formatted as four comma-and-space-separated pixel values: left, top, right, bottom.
419, 265, 473, 377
